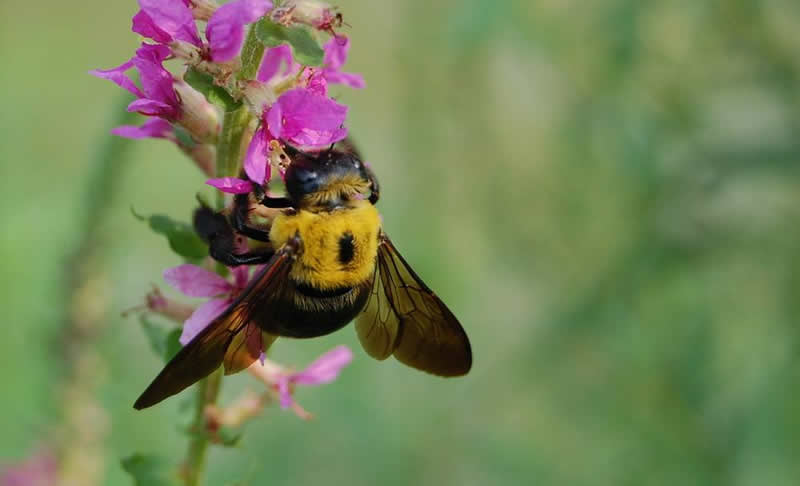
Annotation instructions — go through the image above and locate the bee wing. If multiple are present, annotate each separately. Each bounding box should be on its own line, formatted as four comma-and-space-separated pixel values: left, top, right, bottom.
133, 246, 294, 410
355, 234, 472, 376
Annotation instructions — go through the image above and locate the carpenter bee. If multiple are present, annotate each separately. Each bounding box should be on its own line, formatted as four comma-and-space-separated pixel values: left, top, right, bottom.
134, 142, 472, 409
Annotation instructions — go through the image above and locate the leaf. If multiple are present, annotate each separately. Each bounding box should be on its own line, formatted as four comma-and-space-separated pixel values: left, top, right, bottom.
140, 316, 184, 363
164, 328, 183, 361
132, 207, 208, 261
183, 68, 241, 112
140, 316, 168, 359
120, 454, 180, 486
255, 19, 324, 67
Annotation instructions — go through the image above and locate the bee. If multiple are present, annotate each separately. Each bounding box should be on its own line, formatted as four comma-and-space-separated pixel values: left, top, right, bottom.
134, 142, 472, 409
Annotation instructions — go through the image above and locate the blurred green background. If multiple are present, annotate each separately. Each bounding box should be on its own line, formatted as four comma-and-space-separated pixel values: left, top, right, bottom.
3, 0, 800, 484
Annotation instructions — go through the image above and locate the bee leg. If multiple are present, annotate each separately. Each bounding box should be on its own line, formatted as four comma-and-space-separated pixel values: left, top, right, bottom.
195, 205, 275, 266
231, 193, 272, 242
250, 183, 293, 209
260, 195, 293, 208
209, 245, 275, 267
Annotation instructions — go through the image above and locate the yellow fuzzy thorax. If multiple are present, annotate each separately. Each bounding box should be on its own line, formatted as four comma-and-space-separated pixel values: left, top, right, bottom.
302, 174, 371, 207
269, 201, 381, 289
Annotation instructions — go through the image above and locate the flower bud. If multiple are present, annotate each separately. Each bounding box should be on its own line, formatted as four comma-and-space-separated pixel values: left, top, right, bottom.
174, 80, 221, 143
169, 40, 203, 62
242, 80, 279, 116
272, 0, 338, 29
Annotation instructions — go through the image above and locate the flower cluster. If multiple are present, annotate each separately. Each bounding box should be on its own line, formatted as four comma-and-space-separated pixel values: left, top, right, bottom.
91, 0, 364, 188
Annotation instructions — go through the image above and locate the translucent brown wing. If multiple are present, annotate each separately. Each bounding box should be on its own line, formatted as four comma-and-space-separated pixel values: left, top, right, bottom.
355, 234, 472, 376
133, 246, 294, 410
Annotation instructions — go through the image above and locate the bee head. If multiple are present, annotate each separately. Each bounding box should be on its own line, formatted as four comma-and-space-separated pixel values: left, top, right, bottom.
283, 143, 373, 209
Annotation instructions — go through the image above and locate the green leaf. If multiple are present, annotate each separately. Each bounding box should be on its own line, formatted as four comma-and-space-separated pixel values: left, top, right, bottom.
121, 454, 180, 486
140, 316, 168, 359
140, 316, 183, 363
255, 19, 324, 67
131, 207, 208, 261
164, 328, 182, 361
183, 68, 241, 111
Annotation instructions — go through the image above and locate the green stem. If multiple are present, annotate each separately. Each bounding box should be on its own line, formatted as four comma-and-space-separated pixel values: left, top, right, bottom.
183, 24, 264, 485
214, 105, 252, 208
184, 369, 222, 486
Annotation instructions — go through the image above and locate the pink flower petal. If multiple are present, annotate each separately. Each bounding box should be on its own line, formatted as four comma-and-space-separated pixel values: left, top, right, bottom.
111, 118, 173, 139
132, 10, 173, 45
134, 0, 202, 46
305, 70, 328, 96
266, 88, 348, 147
206, 177, 254, 194
164, 264, 233, 297
127, 98, 176, 118
257, 44, 295, 82
321, 36, 365, 89
207, 0, 273, 62
132, 44, 179, 110
232, 264, 250, 289
89, 60, 145, 98
277, 376, 292, 409
135, 42, 171, 63
323, 36, 349, 70
0, 451, 57, 486
180, 298, 231, 345
324, 71, 365, 89
244, 125, 272, 184
291, 346, 354, 386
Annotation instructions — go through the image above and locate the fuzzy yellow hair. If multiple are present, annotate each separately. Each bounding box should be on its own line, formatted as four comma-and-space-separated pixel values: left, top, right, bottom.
269, 201, 381, 290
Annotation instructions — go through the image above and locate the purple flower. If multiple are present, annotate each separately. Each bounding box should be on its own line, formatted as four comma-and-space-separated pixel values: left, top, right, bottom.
206, 177, 255, 194
90, 44, 180, 120
132, 0, 202, 47
257, 45, 299, 83
276, 346, 354, 409
207, 0, 273, 62
266, 87, 348, 146
243, 124, 274, 185
164, 263, 251, 345
111, 117, 174, 140
320, 36, 365, 89
233, 87, 346, 187
0, 451, 56, 486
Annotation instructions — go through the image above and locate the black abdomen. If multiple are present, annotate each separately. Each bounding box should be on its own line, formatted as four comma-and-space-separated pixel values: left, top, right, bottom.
253, 280, 371, 338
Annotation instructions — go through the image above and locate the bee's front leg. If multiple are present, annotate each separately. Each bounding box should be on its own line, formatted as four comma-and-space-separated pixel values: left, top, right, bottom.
194, 205, 275, 266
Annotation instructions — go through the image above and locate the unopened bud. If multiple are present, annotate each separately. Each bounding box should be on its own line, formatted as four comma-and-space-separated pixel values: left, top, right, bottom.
271, 0, 339, 29
170, 40, 203, 63
174, 80, 220, 143
242, 80, 278, 116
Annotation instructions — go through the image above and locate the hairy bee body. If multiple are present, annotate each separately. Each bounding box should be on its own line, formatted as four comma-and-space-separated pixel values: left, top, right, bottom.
133, 142, 471, 410
259, 201, 381, 338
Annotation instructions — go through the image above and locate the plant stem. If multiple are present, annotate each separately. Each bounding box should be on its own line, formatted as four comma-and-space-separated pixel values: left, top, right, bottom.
214, 105, 252, 208
184, 369, 222, 486
183, 24, 264, 486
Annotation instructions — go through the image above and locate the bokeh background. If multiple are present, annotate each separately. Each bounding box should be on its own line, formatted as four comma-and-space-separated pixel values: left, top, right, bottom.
3, 0, 800, 484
